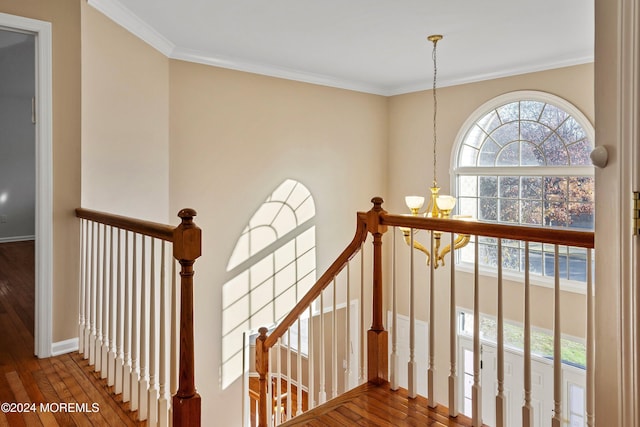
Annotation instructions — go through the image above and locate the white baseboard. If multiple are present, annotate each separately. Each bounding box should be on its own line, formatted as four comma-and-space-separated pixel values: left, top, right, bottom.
0, 235, 35, 243
51, 337, 78, 356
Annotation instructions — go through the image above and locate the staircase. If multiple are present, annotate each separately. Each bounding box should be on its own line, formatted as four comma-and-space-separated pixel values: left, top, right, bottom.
254, 197, 595, 427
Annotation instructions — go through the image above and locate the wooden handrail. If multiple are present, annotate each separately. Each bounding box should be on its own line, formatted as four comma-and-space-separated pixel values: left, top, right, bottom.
263, 211, 369, 349
381, 213, 595, 249
75, 208, 174, 241
75, 207, 201, 427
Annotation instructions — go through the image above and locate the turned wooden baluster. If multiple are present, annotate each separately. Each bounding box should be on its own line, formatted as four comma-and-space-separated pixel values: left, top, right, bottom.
172, 209, 202, 427
366, 197, 389, 384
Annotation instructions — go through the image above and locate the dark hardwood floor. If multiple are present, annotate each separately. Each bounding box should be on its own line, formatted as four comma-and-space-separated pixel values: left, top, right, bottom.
0, 241, 145, 427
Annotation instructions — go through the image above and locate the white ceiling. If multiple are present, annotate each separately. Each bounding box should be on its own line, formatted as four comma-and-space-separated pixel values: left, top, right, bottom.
89, 0, 594, 96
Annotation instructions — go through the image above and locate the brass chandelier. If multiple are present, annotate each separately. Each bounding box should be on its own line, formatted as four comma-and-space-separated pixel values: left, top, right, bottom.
401, 34, 470, 268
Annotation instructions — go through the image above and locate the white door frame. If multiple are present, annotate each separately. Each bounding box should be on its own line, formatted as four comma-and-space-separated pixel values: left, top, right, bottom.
0, 13, 53, 358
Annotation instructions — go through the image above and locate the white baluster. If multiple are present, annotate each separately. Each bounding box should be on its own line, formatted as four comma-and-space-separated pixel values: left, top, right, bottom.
448, 231, 458, 417
123, 231, 132, 403
286, 328, 292, 421
101, 224, 109, 378
275, 337, 282, 426
308, 305, 315, 409
523, 242, 533, 427
408, 228, 417, 399
107, 226, 116, 385
139, 236, 149, 421
345, 262, 351, 392
472, 237, 482, 427
390, 228, 399, 391
79, 219, 86, 354
115, 228, 124, 395
331, 278, 337, 399
496, 239, 506, 427
159, 241, 170, 427
428, 231, 436, 408
95, 223, 103, 371
148, 238, 159, 426
84, 220, 92, 360
552, 244, 562, 427
90, 222, 97, 365
586, 248, 594, 427
130, 233, 140, 412
318, 291, 326, 404
297, 318, 303, 417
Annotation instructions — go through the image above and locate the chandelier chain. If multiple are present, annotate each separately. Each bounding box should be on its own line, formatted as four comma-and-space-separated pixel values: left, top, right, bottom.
432, 38, 438, 188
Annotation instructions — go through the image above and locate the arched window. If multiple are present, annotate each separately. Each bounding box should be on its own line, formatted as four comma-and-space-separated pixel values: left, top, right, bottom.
453, 91, 594, 282
221, 179, 316, 389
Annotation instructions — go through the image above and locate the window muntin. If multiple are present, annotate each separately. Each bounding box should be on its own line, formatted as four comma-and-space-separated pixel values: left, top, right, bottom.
454, 92, 594, 282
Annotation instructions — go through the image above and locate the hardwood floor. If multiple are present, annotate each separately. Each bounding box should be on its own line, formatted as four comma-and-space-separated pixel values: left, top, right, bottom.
0, 241, 145, 427
281, 382, 480, 427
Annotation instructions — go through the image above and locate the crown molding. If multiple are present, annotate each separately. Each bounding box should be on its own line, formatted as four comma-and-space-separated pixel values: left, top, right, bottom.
170, 47, 390, 95
387, 53, 595, 96
88, 0, 175, 56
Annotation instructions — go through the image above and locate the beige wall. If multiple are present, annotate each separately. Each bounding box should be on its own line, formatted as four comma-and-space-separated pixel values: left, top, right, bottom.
387, 63, 594, 405
168, 60, 388, 426
0, 0, 82, 342
81, 2, 170, 223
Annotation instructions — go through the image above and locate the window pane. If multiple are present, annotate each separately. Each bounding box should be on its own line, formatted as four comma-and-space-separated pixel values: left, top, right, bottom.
458, 197, 477, 218
520, 121, 552, 145
568, 139, 593, 165
496, 142, 519, 166
539, 103, 569, 130
477, 110, 501, 133
568, 202, 594, 229
556, 116, 586, 143
568, 176, 594, 202
544, 252, 568, 279
479, 176, 497, 197
464, 124, 486, 148
521, 176, 542, 199
503, 246, 520, 270
521, 200, 543, 225
459, 176, 477, 196
460, 145, 479, 166
497, 102, 519, 123
520, 101, 545, 120
479, 198, 497, 221
479, 243, 498, 267
499, 199, 519, 223
479, 139, 500, 165
522, 248, 544, 275
543, 134, 569, 166
544, 176, 568, 202
544, 201, 569, 227
499, 176, 519, 198
490, 122, 519, 146
521, 141, 545, 166
568, 249, 588, 281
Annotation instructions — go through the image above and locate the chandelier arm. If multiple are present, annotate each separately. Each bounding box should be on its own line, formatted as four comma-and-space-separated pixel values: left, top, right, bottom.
401, 230, 432, 266
437, 234, 471, 268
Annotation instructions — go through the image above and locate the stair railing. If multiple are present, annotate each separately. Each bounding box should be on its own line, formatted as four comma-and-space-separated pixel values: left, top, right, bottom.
257, 197, 595, 427
76, 208, 202, 427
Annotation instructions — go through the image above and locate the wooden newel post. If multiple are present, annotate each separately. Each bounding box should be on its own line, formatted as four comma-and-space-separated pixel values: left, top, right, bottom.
366, 197, 389, 384
255, 327, 270, 427
172, 208, 202, 427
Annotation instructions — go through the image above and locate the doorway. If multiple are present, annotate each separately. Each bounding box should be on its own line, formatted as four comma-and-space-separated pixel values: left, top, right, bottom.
0, 12, 53, 357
